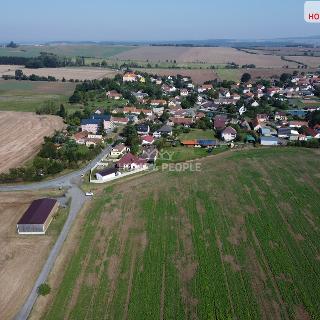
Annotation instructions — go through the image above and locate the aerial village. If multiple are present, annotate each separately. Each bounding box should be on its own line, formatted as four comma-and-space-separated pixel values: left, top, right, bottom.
69, 70, 320, 182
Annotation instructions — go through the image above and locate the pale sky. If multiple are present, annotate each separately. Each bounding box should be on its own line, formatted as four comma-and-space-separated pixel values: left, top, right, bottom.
0, 0, 319, 42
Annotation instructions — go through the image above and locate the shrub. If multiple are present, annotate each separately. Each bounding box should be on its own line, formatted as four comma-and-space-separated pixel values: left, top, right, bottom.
37, 283, 51, 296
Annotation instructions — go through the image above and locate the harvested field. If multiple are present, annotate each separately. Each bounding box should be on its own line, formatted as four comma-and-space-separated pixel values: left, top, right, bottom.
0, 111, 64, 173
1, 66, 118, 81
283, 56, 320, 68
41, 148, 320, 319
0, 65, 25, 76
243, 47, 320, 57
114, 46, 299, 68
0, 45, 134, 59
215, 67, 312, 82
0, 190, 65, 320
137, 68, 218, 84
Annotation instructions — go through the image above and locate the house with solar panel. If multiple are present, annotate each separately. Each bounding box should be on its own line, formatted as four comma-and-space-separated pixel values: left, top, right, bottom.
16, 198, 59, 235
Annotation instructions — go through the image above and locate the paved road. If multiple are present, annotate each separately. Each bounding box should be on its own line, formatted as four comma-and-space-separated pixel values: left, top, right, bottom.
0, 145, 112, 320
0, 145, 112, 192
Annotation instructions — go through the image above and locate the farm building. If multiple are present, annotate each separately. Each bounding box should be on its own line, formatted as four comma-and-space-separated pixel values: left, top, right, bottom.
17, 198, 59, 235
181, 139, 218, 148
197, 140, 219, 148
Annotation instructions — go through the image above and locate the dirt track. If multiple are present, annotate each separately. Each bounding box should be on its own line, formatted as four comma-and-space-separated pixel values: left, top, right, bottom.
0, 111, 64, 173
0, 191, 55, 320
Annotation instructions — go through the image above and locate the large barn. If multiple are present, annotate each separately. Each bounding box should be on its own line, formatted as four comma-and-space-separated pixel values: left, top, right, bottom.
17, 198, 59, 235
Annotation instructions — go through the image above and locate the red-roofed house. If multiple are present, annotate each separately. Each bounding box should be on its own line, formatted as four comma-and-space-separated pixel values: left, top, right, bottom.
116, 153, 147, 170
288, 121, 308, 128
170, 117, 194, 127
305, 128, 320, 139
141, 135, 155, 145
256, 114, 268, 123
214, 115, 227, 130
106, 90, 122, 100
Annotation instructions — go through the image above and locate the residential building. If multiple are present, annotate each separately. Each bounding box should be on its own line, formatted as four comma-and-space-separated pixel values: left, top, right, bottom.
222, 126, 237, 142
116, 153, 147, 170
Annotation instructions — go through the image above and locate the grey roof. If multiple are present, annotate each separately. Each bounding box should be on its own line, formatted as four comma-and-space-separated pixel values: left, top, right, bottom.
159, 125, 173, 133
97, 167, 118, 177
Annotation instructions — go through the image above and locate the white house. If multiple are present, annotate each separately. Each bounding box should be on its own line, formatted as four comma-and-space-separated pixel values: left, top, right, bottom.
123, 72, 137, 82
222, 126, 237, 142
110, 144, 130, 157
103, 120, 116, 133
180, 89, 189, 97
80, 119, 101, 134
141, 135, 155, 145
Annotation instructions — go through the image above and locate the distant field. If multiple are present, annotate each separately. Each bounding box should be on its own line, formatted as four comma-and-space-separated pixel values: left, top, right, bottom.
0, 45, 135, 58
40, 148, 320, 320
243, 47, 320, 57
0, 80, 76, 112
114, 46, 300, 68
283, 56, 320, 68
215, 67, 306, 82
0, 111, 64, 172
0, 65, 118, 81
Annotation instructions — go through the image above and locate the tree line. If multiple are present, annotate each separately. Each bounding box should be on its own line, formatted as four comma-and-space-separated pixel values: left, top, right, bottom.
0, 52, 86, 68
0, 131, 102, 183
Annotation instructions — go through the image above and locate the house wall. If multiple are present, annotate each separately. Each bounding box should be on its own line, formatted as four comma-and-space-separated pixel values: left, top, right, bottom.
261, 141, 278, 146
81, 124, 98, 134
96, 172, 117, 181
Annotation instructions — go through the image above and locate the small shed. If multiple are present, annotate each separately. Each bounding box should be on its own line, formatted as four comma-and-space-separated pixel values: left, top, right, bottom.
197, 140, 219, 148
245, 135, 256, 143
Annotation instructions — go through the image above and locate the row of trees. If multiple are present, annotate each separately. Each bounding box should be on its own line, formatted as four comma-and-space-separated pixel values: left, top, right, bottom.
2, 69, 57, 82
69, 73, 164, 104
0, 132, 102, 183
0, 52, 86, 69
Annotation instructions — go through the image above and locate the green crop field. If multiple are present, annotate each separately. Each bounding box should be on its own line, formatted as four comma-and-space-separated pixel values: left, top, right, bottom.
0, 45, 135, 59
42, 148, 320, 319
0, 80, 76, 112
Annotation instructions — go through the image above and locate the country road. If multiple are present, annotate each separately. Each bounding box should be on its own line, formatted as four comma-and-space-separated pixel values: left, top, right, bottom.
0, 145, 112, 192
0, 145, 112, 320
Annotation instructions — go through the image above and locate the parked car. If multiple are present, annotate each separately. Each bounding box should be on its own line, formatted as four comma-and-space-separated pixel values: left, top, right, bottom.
85, 192, 94, 196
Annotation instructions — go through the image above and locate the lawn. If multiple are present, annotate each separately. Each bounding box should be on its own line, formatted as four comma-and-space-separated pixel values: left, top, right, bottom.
0, 80, 76, 112
41, 147, 320, 319
215, 68, 243, 82
178, 128, 216, 140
